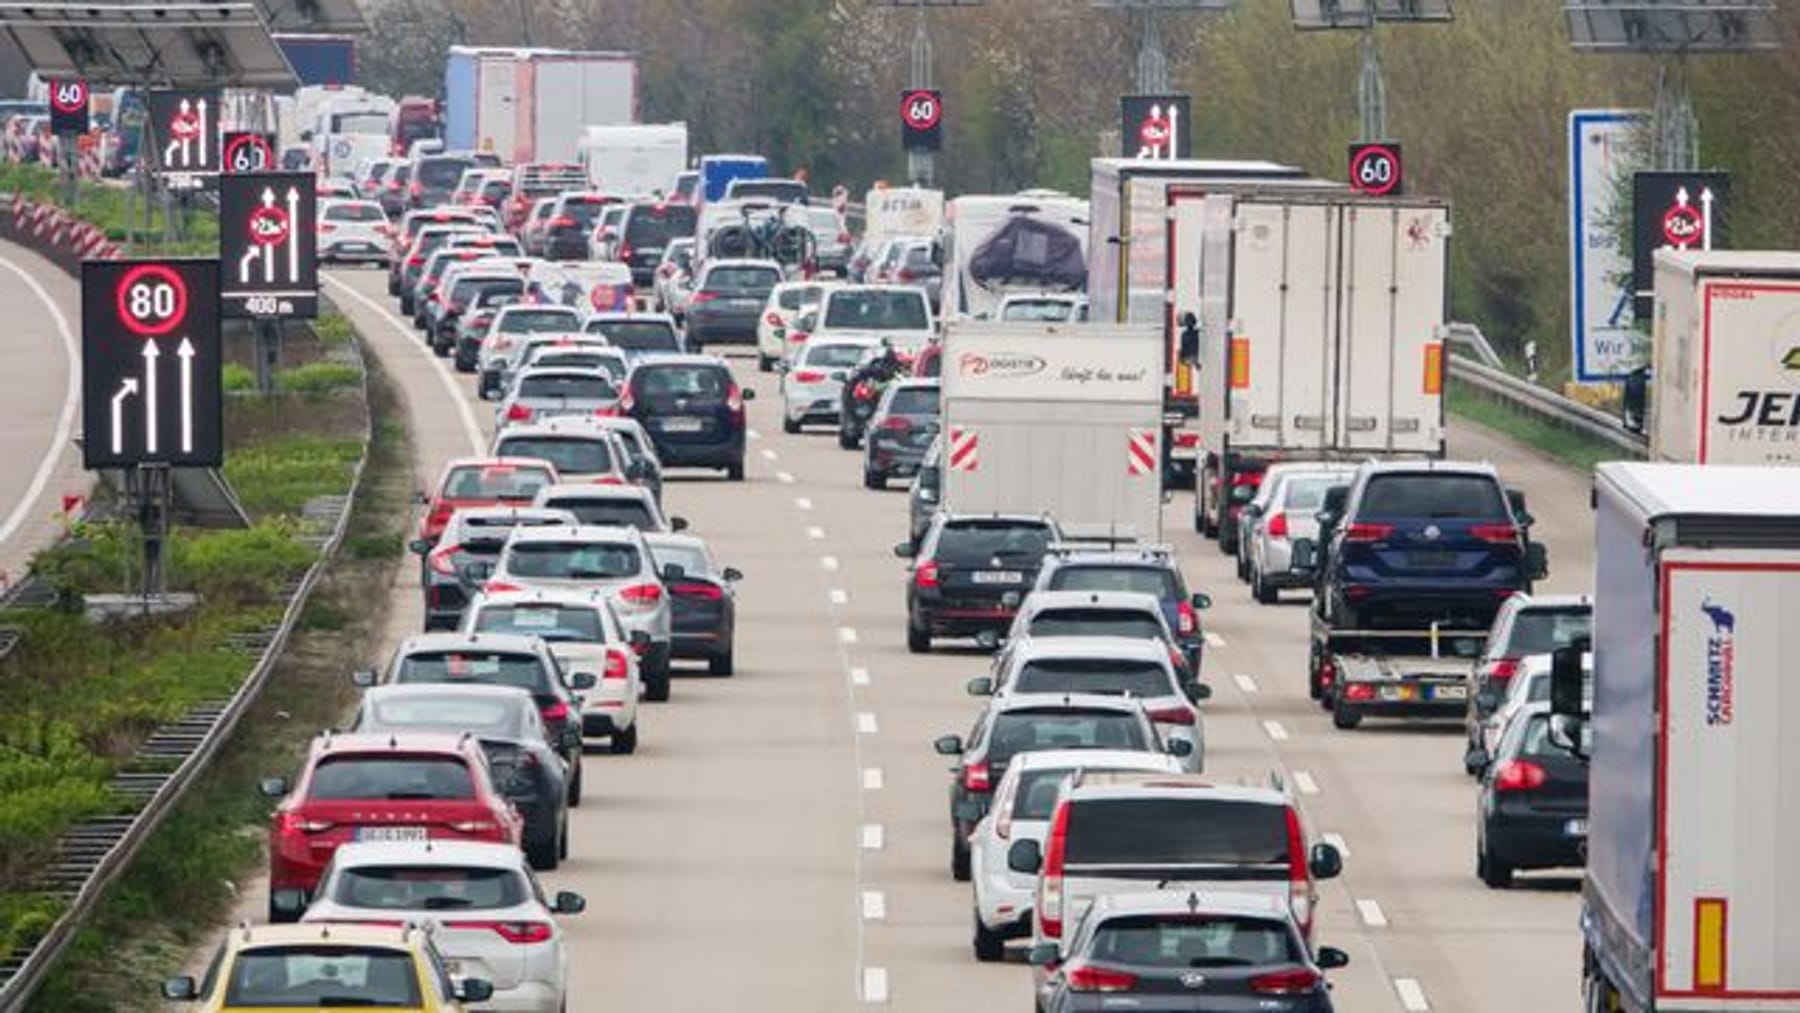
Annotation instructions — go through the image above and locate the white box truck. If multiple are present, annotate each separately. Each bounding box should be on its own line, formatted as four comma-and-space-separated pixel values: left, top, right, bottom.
1650, 249, 1800, 466
1562, 461, 1800, 1012
577, 122, 687, 196
939, 190, 1089, 322
1182, 192, 1451, 549
939, 322, 1164, 540
863, 185, 944, 244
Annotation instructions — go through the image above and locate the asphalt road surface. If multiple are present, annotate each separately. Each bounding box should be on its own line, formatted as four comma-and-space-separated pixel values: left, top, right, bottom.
0, 239, 84, 591
318, 263, 1600, 1012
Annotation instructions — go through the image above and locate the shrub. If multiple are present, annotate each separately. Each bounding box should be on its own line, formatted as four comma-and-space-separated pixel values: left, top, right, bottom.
275, 362, 361, 397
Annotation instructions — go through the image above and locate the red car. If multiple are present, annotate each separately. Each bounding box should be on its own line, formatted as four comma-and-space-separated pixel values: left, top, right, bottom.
262, 732, 524, 921
418, 457, 560, 544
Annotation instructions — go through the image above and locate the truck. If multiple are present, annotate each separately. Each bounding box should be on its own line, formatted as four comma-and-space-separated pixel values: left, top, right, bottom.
1549, 461, 1800, 1012
273, 34, 355, 87
1181, 191, 1452, 550
698, 154, 770, 205
862, 185, 944, 243
939, 322, 1164, 540
939, 190, 1089, 323
577, 122, 687, 196
1648, 249, 1800, 466
314, 95, 394, 180
444, 47, 637, 164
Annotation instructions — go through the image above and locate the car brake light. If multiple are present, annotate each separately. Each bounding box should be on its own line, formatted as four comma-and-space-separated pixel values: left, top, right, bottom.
896, 267, 916, 282
548, 216, 575, 228
1145, 704, 1196, 726
409, 181, 422, 196
1066, 964, 1137, 993
427, 543, 460, 576
407, 254, 424, 266
1176, 600, 1197, 636
619, 243, 633, 262
726, 382, 745, 416
619, 583, 663, 607
792, 369, 827, 384
317, 223, 337, 233
278, 812, 334, 834
541, 700, 570, 724
673, 582, 724, 601
448, 819, 501, 834
603, 648, 630, 680
1039, 801, 1070, 937
505, 404, 533, 422
879, 416, 912, 432
1493, 759, 1547, 792
1285, 807, 1313, 938
838, 231, 852, 245
617, 388, 636, 414
1250, 968, 1323, 995
482, 581, 523, 594
962, 762, 990, 792
1342, 522, 1394, 543
1267, 511, 1289, 539
1470, 522, 1520, 544
1343, 682, 1376, 702
1486, 657, 1521, 683
690, 291, 719, 304
446, 920, 554, 945
914, 561, 939, 589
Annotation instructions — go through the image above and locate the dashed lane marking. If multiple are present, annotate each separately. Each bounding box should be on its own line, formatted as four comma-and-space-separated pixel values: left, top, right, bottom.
862, 767, 884, 791
1262, 719, 1289, 742
860, 891, 887, 921
1204, 631, 1226, 649
829, 588, 849, 605
1356, 899, 1389, 928
860, 824, 885, 850
839, 626, 859, 644
808, 525, 826, 540
778, 471, 795, 484
849, 666, 871, 686
1233, 674, 1258, 694
761, 448, 778, 461
856, 712, 879, 735
861, 967, 889, 1004
1394, 978, 1430, 1011
822, 556, 841, 571
796, 496, 813, 510
1292, 770, 1320, 795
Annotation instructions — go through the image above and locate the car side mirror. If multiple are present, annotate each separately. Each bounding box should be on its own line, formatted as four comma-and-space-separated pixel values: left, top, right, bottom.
269, 886, 309, 919
1464, 746, 1492, 776
480, 386, 502, 401
1190, 592, 1211, 611
669, 516, 689, 532
1240, 503, 1262, 518
932, 734, 963, 756
1550, 644, 1585, 717
1184, 681, 1212, 703
1289, 538, 1318, 575
161, 976, 199, 1001
1526, 542, 1549, 582
1310, 841, 1343, 879
454, 979, 496, 1004
413, 490, 429, 505
1165, 738, 1193, 758
1316, 946, 1351, 970
570, 672, 598, 691
661, 563, 687, 582
259, 775, 290, 798
408, 538, 433, 555
974, 629, 1001, 651
894, 541, 916, 559
1007, 839, 1043, 875
1474, 686, 1503, 717
350, 668, 377, 688
626, 460, 650, 480
552, 890, 587, 915
629, 630, 652, 649
1507, 488, 1532, 525
1549, 713, 1589, 761
741, 387, 756, 401
723, 566, 743, 582
965, 676, 993, 696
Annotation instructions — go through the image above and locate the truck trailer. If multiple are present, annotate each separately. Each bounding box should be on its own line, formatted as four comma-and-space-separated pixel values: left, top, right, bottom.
577, 123, 687, 197
939, 190, 1089, 323
444, 47, 637, 164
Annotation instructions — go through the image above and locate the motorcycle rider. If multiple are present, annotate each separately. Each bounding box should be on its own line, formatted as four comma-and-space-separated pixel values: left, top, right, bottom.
839, 339, 908, 448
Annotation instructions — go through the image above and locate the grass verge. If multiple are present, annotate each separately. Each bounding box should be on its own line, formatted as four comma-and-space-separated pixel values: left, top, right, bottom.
0, 163, 218, 255
1447, 379, 1627, 475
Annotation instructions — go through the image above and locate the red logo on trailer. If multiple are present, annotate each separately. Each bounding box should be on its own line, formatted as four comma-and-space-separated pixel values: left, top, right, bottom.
948, 427, 979, 472
1126, 428, 1158, 476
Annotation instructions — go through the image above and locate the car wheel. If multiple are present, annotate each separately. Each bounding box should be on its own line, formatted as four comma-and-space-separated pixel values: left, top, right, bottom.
567, 757, 584, 807
972, 911, 1006, 962
758, 353, 773, 373
1332, 702, 1363, 730
526, 833, 560, 871
267, 894, 301, 924
951, 837, 971, 882
559, 819, 569, 860
837, 427, 857, 450
400, 295, 414, 315
726, 460, 745, 482
644, 659, 672, 702
609, 722, 639, 755
1236, 550, 1250, 582
1253, 568, 1278, 605
782, 414, 801, 435
1478, 836, 1513, 889
708, 649, 734, 676
907, 615, 931, 654
864, 468, 885, 490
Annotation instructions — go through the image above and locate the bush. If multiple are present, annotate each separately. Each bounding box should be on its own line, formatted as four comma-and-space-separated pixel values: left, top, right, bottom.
313, 313, 356, 348
222, 362, 255, 394
223, 438, 363, 517
275, 362, 361, 397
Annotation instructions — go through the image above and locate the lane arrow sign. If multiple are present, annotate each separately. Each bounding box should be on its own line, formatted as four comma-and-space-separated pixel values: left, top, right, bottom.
177, 338, 195, 453
1701, 186, 1716, 249
286, 185, 302, 282
261, 186, 276, 284
196, 98, 209, 167
1167, 103, 1180, 160
142, 340, 160, 453
111, 377, 138, 455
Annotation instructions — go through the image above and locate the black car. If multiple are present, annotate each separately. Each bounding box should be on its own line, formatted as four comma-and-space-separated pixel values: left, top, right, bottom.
620, 355, 754, 480
543, 193, 617, 261
410, 154, 477, 209
1471, 703, 1589, 889
618, 201, 698, 286
645, 532, 742, 676
898, 513, 1059, 653
434, 273, 524, 356
863, 379, 939, 489
352, 684, 572, 870
409, 506, 578, 631
907, 438, 942, 545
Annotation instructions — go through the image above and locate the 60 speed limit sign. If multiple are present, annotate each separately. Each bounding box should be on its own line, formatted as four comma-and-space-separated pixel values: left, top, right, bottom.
1348, 141, 1404, 197
48, 78, 89, 135
901, 88, 943, 152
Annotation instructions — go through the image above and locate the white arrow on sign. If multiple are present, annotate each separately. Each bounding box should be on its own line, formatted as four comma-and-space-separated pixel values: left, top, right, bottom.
177, 338, 195, 453
262, 186, 276, 284
142, 340, 160, 454
195, 98, 209, 167
286, 185, 302, 282
111, 377, 138, 455
1701, 186, 1715, 249
164, 99, 188, 166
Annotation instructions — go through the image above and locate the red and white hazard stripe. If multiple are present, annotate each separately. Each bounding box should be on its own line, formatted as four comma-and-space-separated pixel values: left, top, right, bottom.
948, 426, 980, 472
1126, 427, 1158, 476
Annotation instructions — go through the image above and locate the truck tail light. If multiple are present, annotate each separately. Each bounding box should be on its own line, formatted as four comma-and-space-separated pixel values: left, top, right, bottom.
1493, 759, 1547, 792
1423, 341, 1444, 395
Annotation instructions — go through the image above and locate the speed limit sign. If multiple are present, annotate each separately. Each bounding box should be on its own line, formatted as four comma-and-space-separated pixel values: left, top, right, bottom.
901, 88, 943, 152
48, 78, 89, 135
1348, 141, 1403, 197
222, 132, 276, 174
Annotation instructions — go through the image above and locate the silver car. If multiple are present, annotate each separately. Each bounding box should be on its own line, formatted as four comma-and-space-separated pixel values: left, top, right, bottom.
476, 304, 585, 395
531, 482, 682, 534
1238, 463, 1359, 603
492, 423, 636, 486
494, 367, 620, 428
780, 337, 877, 432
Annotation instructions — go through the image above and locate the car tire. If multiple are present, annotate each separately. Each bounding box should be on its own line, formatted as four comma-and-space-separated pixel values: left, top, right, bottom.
951, 838, 971, 882
782, 414, 801, 435
526, 833, 560, 871
559, 820, 569, 861
726, 461, 745, 482
567, 758, 584, 807
268, 895, 301, 924
1236, 551, 1250, 582
907, 617, 931, 654
838, 428, 857, 450
609, 723, 639, 755
758, 353, 773, 373
644, 659, 672, 702
1478, 838, 1513, 889
1253, 568, 1278, 605
972, 912, 1006, 963
708, 650, 734, 676
864, 468, 885, 490
1331, 702, 1363, 730
400, 295, 414, 316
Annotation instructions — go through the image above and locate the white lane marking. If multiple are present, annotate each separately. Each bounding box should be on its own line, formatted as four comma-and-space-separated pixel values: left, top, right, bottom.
829, 588, 849, 606
1321, 832, 1350, 858
838, 626, 859, 644
862, 767, 884, 791
860, 890, 887, 920
1233, 673, 1258, 694
1394, 977, 1430, 1011
856, 712, 879, 735
795, 496, 813, 510
860, 824, 885, 850
1356, 899, 1389, 928
760, 448, 778, 461
1292, 770, 1320, 795
861, 966, 890, 1004
1204, 631, 1226, 649
0, 258, 78, 550
807, 525, 826, 540
777, 470, 795, 484
821, 555, 840, 571
1262, 719, 1289, 742
747, 427, 761, 440
849, 666, 870, 686
324, 275, 483, 455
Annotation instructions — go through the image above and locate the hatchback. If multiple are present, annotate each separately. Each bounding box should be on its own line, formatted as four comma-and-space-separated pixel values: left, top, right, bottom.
475, 304, 586, 394
412, 506, 577, 631
1238, 463, 1359, 603
163, 922, 492, 1011
532, 483, 680, 533
1032, 547, 1210, 672
1471, 703, 1590, 889
899, 513, 1060, 652
863, 378, 940, 488
316, 198, 392, 265
755, 280, 833, 372
617, 201, 698, 286
411, 154, 477, 209
492, 424, 634, 487
543, 192, 619, 260
582, 313, 685, 363
643, 531, 742, 676
686, 259, 784, 347
417, 458, 560, 545
781, 337, 877, 432
618, 355, 753, 479
495, 367, 619, 428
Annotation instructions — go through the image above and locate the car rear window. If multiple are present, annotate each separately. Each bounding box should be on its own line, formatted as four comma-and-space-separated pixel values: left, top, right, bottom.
886, 386, 939, 415
1278, 474, 1343, 511
309, 754, 475, 801
362, 695, 521, 737
1088, 915, 1301, 968
441, 464, 554, 502
480, 180, 511, 200
705, 266, 781, 292
1014, 765, 1161, 821
625, 204, 696, 243
633, 364, 729, 398
544, 498, 655, 530
777, 286, 820, 311
505, 541, 640, 580
329, 865, 526, 912
586, 320, 681, 352
1014, 657, 1171, 697
1501, 607, 1593, 657
1026, 610, 1166, 642
1358, 474, 1506, 518
226, 946, 422, 1006
935, 521, 1054, 565
471, 603, 604, 642
531, 351, 625, 379
804, 343, 869, 369
417, 157, 473, 188
557, 199, 610, 227
456, 513, 568, 550
499, 310, 580, 334
517, 373, 616, 402
494, 436, 614, 475
451, 277, 523, 305
987, 711, 1149, 766
1064, 798, 1291, 867
729, 180, 808, 202
824, 290, 929, 330
1048, 565, 1179, 599
648, 542, 711, 578
324, 203, 385, 223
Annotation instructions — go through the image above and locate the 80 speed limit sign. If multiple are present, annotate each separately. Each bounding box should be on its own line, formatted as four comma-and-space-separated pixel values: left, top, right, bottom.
900, 88, 943, 152
1348, 141, 1404, 197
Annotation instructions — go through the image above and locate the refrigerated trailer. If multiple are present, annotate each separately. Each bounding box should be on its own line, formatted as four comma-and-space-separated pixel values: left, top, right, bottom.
444, 47, 636, 164
1569, 462, 1800, 1012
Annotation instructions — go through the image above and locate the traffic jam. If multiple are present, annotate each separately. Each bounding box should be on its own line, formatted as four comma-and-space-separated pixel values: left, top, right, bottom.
45, 30, 1782, 1013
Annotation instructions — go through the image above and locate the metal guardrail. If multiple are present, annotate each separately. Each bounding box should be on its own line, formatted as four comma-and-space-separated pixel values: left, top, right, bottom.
1447, 353, 1648, 458
0, 320, 373, 1012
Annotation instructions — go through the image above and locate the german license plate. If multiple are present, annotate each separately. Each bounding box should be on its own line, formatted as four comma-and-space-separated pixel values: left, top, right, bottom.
1406, 551, 1457, 568
662, 417, 704, 433
1433, 684, 1468, 701
1565, 818, 1588, 838
971, 571, 1023, 585
357, 826, 427, 843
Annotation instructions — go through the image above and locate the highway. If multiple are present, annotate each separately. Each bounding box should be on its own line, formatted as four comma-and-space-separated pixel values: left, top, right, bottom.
323, 264, 1597, 1012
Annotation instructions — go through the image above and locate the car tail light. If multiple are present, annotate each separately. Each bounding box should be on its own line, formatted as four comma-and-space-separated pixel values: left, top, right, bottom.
1251, 968, 1323, 995
673, 582, 723, 601
618, 583, 664, 609
792, 369, 827, 384
1493, 759, 1547, 792
1267, 511, 1289, 538
1471, 522, 1520, 544
690, 291, 719, 304
617, 388, 636, 414
659, 264, 676, 277
426, 543, 460, 576
505, 403, 533, 422
765, 311, 783, 326
1176, 599, 1197, 636
789, 331, 809, 344
1318, 655, 1336, 692
1038, 801, 1070, 937
838, 231, 852, 245
541, 700, 570, 724
961, 762, 990, 793
409, 181, 422, 197
603, 648, 630, 680
914, 561, 939, 589
1285, 807, 1313, 938
896, 268, 916, 282
1485, 657, 1521, 684
386, 179, 402, 192
447, 819, 501, 834
407, 253, 425, 267
447, 920, 554, 944
423, 503, 453, 537
1343, 682, 1376, 702
548, 216, 575, 229
1066, 964, 1137, 993
879, 416, 912, 432
277, 812, 335, 835
619, 243, 633, 262
726, 382, 745, 418
1342, 522, 1394, 543
1145, 704, 1196, 726
317, 223, 337, 233
482, 580, 523, 594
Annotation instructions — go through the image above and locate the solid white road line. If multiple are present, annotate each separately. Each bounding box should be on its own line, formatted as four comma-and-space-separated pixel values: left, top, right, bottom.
0, 257, 77, 550
324, 276, 484, 455
1204, 631, 1226, 649
861, 966, 890, 1003
1356, 898, 1389, 928
1262, 719, 1289, 742
860, 824, 885, 850
829, 588, 849, 605
807, 525, 826, 540
838, 626, 859, 644
1292, 770, 1320, 795
1321, 832, 1350, 858
860, 891, 887, 921
822, 555, 841, 571
849, 666, 871, 686
1394, 977, 1431, 1011
862, 767, 885, 791
856, 712, 879, 735
1233, 673, 1258, 694
795, 496, 813, 510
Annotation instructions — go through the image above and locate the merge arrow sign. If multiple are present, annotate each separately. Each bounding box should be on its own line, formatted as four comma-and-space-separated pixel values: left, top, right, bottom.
111, 377, 138, 455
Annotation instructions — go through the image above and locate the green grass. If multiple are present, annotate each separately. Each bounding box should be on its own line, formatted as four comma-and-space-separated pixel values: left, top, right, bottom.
275, 362, 362, 397
222, 437, 363, 516
1448, 381, 1626, 475
0, 163, 218, 255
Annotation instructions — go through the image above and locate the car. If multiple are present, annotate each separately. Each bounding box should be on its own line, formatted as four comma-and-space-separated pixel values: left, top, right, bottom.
888, 237, 942, 313
518, 338, 631, 388
1470, 593, 1593, 713
543, 191, 620, 260
506, 161, 589, 231
684, 258, 784, 348
1467, 649, 1592, 769
416, 252, 505, 329
519, 196, 559, 256
475, 304, 587, 394
722, 176, 809, 205
996, 292, 1088, 322
473, 175, 513, 215
392, 210, 485, 290
1029, 891, 1349, 1012
162, 922, 493, 1010
931, 693, 1187, 883
411, 506, 578, 631
810, 284, 934, 351
617, 354, 753, 479
398, 226, 486, 313
461, 589, 644, 755
582, 312, 684, 363
1031, 545, 1211, 673
754, 280, 833, 371
492, 422, 636, 487
316, 198, 392, 265
493, 366, 621, 428
532, 481, 680, 533
864, 235, 914, 284
802, 205, 853, 275
862, 378, 940, 489
994, 588, 1196, 675
378, 160, 413, 217
411, 153, 479, 209
669, 169, 700, 204
616, 200, 699, 286
654, 239, 697, 317
417, 457, 561, 545
780, 336, 877, 433
479, 524, 675, 702
300, 842, 585, 1013
907, 438, 942, 544
451, 166, 508, 208
969, 749, 1183, 962
1470, 703, 1591, 889
431, 267, 525, 355
350, 684, 572, 868
584, 415, 665, 501
643, 531, 742, 675
261, 731, 524, 920
1238, 463, 1360, 602
898, 512, 1060, 653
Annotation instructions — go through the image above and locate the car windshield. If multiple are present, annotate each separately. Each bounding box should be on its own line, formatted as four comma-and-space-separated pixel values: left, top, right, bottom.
805, 344, 870, 369
499, 310, 580, 334
634, 365, 729, 398
441, 464, 554, 502
517, 374, 616, 401
324, 203, 385, 223
1014, 657, 1171, 696
224, 946, 422, 1006
824, 291, 929, 330
309, 755, 474, 801
704, 266, 780, 293
417, 157, 473, 188
495, 437, 614, 475
1048, 565, 1179, 599
506, 541, 640, 580
626, 204, 696, 243
886, 386, 939, 415
394, 651, 551, 694
987, 711, 1148, 766
1026, 611, 1167, 642
543, 498, 655, 530
587, 320, 680, 352
1503, 608, 1593, 656
1064, 798, 1290, 866
1359, 474, 1507, 519
935, 522, 1054, 565
329, 865, 526, 912
1088, 915, 1301, 969
1279, 475, 1344, 511
471, 603, 604, 642
362, 695, 522, 737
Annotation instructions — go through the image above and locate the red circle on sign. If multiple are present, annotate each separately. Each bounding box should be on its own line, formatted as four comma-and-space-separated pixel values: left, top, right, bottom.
1662, 204, 1703, 246
115, 264, 189, 338
224, 133, 272, 171
249, 205, 291, 246
50, 81, 87, 115
1140, 116, 1170, 148
170, 112, 199, 141
1350, 144, 1401, 197
901, 90, 941, 131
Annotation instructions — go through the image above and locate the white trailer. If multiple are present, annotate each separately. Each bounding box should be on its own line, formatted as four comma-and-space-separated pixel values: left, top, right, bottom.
1650, 249, 1800, 466
939, 323, 1164, 540
1575, 462, 1800, 1012
577, 123, 687, 197
1180, 192, 1451, 547
523, 52, 636, 164
940, 190, 1089, 322
862, 186, 943, 244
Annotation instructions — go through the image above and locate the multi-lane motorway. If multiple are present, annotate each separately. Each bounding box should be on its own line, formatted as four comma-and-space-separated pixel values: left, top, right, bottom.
322, 263, 1595, 1012
0, 238, 85, 589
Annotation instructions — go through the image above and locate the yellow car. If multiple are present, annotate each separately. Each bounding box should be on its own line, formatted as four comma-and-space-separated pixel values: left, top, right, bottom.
161, 922, 494, 1011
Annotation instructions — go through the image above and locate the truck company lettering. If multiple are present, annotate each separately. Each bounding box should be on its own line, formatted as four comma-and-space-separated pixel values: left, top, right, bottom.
1058, 366, 1151, 385
1702, 598, 1735, 726
957, 351, 1045, 378
1716, 390, 1800, 432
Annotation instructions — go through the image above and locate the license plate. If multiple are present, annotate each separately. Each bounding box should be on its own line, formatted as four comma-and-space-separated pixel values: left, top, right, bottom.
662, 417, 704, 432
1406, 551, 1457, 568
971, 571, 1023, 585
357, 826, 427, 842
1378, 684, 1415, 702
1565, 818, 1588, 838
1433, 684, 1468, 701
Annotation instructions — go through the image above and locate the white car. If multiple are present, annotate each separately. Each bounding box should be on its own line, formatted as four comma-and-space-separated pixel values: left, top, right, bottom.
462, 588, 644, 754
1238, 462, 1359, 603
654, 238, 696, 316
780, 336, 878, 433
969, 749, 1182, 962
755, 279, 834, 372
316, 198, 393, 265
810, 284, 935, 352
302, 841, 585, 1013
476, 303, 586, 394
